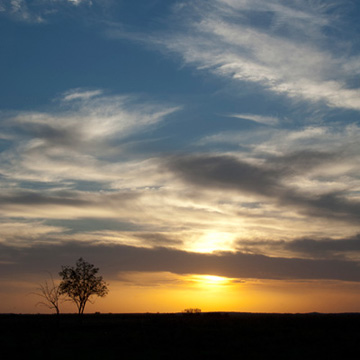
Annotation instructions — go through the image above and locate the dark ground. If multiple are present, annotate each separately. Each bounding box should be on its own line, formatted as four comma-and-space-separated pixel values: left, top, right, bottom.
1, 312, 359, 359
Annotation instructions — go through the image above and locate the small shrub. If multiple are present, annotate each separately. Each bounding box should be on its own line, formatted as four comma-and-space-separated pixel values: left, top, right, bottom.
183, 308, 202, 314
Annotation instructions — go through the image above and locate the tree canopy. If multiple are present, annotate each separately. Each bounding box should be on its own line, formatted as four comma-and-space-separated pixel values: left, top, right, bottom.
59, 258, 108, 315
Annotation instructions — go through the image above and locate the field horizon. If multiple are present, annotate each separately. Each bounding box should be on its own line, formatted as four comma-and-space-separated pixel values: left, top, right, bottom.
2, 312, 359, 359
2, 310, 360, 315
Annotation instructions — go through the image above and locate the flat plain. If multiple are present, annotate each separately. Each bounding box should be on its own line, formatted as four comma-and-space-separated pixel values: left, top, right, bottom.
1, 312, 359, 359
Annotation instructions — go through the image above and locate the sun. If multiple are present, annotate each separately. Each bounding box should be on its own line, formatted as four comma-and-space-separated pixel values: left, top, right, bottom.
188, 274, 233, 289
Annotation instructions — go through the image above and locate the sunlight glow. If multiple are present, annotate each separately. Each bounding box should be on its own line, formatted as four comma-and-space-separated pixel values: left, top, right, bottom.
187, 232, 236, 253
188, 274, 234, 289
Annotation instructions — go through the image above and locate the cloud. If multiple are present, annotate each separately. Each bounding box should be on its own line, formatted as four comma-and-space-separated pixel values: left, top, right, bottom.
1, 241, 360, 283
0, 188, 143, 221
0, 0, 105, 23
61, 89, 103, 102
0, 91, 358, 253
285, 235, 360, 259
237, 234, 360, 261
0, 90, 180, 184
7, 1, 359, 111
66, 0, 92, 6
198, 123, 360, 185
166, 154, 283, 197
0, 0, 44, 23
164, 152, 360, 224
153, 0, 360, 111
0, 220, 68, 246
0, 115, 358, 252
19, 90, 179, 143
229, 113, 279, 126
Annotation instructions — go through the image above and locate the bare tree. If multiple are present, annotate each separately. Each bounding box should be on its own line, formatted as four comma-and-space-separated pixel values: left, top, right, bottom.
34, 274, 63, 315
59, 258, 108, 315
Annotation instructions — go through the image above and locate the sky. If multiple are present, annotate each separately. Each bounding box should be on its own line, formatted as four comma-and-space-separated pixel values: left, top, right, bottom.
0, 0, 360, 314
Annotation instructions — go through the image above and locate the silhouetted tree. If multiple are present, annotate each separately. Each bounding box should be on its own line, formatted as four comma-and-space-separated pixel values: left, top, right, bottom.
33, 274, 63, 315
59, 258, 108, 315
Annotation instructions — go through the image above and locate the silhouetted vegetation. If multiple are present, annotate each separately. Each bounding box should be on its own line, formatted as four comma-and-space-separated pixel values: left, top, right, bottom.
1, 312, 360, 359
183, 308, 201, 314
59, 258, 108, 315
33, 274, 63, 315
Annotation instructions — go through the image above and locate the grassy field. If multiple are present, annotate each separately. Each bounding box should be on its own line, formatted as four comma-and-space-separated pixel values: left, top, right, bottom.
1, 312, 359, 359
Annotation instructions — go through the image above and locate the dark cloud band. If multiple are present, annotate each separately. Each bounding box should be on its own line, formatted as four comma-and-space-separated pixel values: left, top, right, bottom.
165, 154, 360, 224
1, 242, 359, 283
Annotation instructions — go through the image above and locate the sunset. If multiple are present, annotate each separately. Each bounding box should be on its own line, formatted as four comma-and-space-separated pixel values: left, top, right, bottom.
1, 0, 360, 322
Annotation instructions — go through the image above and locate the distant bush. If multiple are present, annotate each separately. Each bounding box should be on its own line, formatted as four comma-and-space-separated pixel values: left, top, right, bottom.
183, 308, 201, 314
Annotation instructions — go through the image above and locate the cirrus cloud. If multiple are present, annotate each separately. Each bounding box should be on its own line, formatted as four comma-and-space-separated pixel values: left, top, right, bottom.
150, 0, 360, 111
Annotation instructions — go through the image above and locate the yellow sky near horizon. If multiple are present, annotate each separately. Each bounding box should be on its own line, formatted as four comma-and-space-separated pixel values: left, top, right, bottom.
2, 271, 360, 314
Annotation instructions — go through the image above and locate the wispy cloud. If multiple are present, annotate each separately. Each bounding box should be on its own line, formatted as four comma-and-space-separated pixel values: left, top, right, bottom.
0, 220, 68, 246
0, 89, 180, 184
229, 113, 279, 126
0, 0, 104, 23
0, 0, 44, 23
66, 0, 92, 6
153, 0, 360, 110
1, 1, 359, 266
0, 91, 359, 254
61, 89, 104, 102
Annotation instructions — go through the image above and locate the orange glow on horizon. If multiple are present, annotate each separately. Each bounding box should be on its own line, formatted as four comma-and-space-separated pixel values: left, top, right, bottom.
97, 275, 360, 314
3, 272, 360, 314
